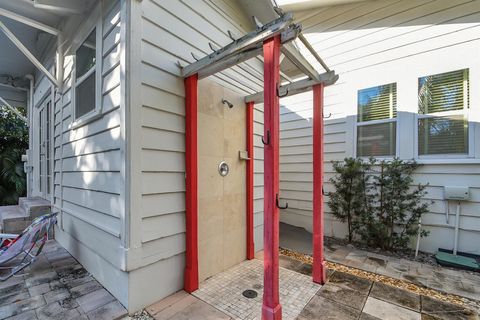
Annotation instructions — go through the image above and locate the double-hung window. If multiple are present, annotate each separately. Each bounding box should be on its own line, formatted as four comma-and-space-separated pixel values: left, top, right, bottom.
417, 69, 469, 156
356, 83, 397, 157
74, 28, 99, 121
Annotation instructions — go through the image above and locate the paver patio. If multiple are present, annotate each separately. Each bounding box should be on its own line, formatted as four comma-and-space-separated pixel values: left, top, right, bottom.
147, 253, 479, 319
280, 222, 480, 302
0, 241, 127, 320
2, 237, 478, 319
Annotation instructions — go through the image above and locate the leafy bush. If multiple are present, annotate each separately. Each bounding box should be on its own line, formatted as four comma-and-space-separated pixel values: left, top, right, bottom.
328, 157, 430, 251
0, 105, 28, 205
328, 158, 370, 242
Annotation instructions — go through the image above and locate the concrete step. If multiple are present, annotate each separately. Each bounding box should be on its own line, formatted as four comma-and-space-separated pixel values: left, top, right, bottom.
1, 197, 52, 234
19, 197, 52, 219
0, 205, 29, 234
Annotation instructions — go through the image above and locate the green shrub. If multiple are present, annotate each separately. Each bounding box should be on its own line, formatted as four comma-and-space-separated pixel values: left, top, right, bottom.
328, 157, 430, 251
0, 105, 28, 205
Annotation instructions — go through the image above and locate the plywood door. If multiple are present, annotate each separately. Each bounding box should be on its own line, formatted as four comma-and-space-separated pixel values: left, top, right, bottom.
198, 79, 246, 282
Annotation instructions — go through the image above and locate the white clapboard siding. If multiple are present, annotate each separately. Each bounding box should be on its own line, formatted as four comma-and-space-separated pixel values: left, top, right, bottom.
135, 0, 266, 270
279, 0, 480, 254
253, 103, 264, 251
50, 0, 126, 270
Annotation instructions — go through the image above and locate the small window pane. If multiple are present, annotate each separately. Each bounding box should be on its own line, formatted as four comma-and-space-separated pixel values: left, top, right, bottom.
75, 73, 95, 118
357, 122, 396, 157
418, 115, 468, 155
418, 69, 468, 114
76, 29, 96, 79
358, 83, 396, 122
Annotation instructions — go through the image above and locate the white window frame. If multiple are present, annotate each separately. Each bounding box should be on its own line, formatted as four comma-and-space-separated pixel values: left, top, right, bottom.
70, 5, 103, 128
354, 83, 399, 159
414, 69, 473, 159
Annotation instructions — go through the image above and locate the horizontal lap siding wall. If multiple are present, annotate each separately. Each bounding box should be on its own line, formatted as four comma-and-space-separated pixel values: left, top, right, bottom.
280, 0, 480, 254
51, 0, 128, 305
127, 0, 265, 309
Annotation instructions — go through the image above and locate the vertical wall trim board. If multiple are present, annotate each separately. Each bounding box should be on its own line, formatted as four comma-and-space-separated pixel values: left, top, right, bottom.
247, 101, 255, 260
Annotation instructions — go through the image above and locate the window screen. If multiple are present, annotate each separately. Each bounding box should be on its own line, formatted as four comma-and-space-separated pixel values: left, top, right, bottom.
357, 122, 396, 157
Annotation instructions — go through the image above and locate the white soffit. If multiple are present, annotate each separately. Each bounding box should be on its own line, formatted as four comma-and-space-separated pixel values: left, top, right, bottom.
274, 0, 370, 11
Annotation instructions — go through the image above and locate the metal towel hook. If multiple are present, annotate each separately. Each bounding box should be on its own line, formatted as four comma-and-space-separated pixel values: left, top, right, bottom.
276, 194, 288, 209
262, 130, 270, 145
277, 83, 289, 98
222, 98, 233, 108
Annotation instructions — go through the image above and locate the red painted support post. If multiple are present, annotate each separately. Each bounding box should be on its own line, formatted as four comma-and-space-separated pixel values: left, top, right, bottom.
184, 74, 199, 293
312, 83, 327, 284
262, 35, 282, 320
246, 101, 255, 260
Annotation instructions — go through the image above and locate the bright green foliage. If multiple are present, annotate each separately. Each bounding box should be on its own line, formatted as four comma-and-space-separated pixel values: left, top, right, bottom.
328, 157, 430, 251
0, 105, 28, 205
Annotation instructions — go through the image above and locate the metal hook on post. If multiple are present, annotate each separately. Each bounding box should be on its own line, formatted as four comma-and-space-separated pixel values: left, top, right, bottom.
276, 82, 289, 98
276, 194, 288, 209
262, 130, 270, 145
277, 86, 289, 98
323, 112, 332, 119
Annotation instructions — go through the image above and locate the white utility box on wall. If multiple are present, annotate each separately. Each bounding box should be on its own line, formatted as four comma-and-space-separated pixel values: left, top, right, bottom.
444, 186, 470, 201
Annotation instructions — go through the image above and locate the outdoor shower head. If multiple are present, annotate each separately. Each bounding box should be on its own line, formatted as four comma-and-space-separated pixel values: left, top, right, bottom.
222, 98, 233, 108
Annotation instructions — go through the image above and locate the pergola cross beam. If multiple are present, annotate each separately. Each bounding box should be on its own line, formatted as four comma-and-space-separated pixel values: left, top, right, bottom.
244, 71, 338, 103
182, 13, 296, 79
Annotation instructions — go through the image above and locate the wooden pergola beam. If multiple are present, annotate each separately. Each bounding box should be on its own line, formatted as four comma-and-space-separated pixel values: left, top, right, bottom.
182, 13, 295, 78
196, 24, 301, 80
244, 71, 338, 103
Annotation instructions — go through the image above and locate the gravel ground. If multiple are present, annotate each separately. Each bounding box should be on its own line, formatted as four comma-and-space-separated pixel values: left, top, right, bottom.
122, 310, 154, 320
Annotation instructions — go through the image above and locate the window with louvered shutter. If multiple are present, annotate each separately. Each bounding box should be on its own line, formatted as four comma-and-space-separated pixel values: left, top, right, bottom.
356, 83, 397, 157
417, 69, 469, 156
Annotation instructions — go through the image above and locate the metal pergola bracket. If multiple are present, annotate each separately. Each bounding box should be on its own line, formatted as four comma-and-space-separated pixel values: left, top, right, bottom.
244, 71, 338, 103
182, 13, 295, 79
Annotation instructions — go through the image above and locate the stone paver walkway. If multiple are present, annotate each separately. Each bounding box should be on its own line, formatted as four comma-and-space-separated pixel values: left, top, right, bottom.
147, 253, 479, 320
0, 240, 127, 320
280, 222, 480, 302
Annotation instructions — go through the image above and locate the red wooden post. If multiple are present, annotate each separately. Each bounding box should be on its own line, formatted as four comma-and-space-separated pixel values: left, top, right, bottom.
262, 35, 282, 320
184, 74, 199, 293
246, 101, 255, 260
312, 83, 327, 284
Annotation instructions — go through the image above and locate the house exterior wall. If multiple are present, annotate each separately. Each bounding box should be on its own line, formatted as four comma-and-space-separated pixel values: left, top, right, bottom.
280, 0, 480, 255
125, 0, 265, 311
30, 0, 130, 307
